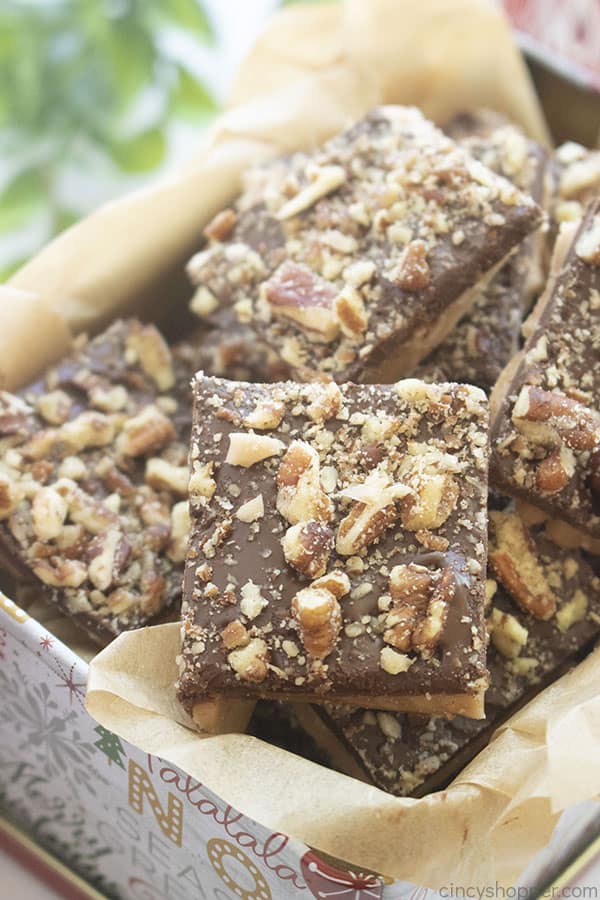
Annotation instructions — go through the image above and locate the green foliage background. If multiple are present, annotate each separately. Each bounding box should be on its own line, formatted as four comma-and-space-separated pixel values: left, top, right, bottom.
0, 0, 219, 280
0, 0, 334, 282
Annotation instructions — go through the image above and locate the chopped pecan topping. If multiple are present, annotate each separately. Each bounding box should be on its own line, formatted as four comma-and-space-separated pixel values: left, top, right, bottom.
33, 557, 87, 588
88, 528, 124, 591
384, 564, 455, 657
55, 480, 118, 534
282, 520, 334, 579
488, 607, 528, 659
189, 461, 216, 503
235, 494, 264, 523
167, 501, 190, 564
336, 471, 411, 556
489, 511, 557, 620
512, 386, 599, 452
334, 287, 368, 339
263, 261, 340, 343
0, 473, 22, 520
240, 580, 268, 620
23, 412, 115, 460
145, 458, 189, 496
225, 432, 285, 467
204, 208, 237, 241
125, 324, 175, 391
392, 240, 430, 291
292, 582, 342, 659
305, 383, 343, 423
243, 400, 286, 431
311, 570, 350, 599
379, 647, 415, 675
399, 445, 461, 531
31, 486, 68, 541
275, 164, 346, 220
227, 638, 269, 682
575, 214, 600, 265
556, 590, 588, 632
277, 441, 333, 525
221, 619, 249, 650
117, 405, 176, 457
535, 446, 575, 494
36, 390, 73, 425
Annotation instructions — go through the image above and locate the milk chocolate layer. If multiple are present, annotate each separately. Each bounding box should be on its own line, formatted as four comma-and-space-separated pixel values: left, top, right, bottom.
294, 511, 600, 797
178, 375, 490, 716
490, 203, 600, 537
0, 320, 196, 643
186, 106, 542, 384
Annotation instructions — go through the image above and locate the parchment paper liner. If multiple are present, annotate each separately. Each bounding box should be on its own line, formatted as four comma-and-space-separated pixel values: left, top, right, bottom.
86, 623, 600, 889
1, 0, 595, 889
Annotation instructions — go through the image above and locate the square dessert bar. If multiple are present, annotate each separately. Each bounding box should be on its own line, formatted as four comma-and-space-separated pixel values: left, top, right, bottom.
178, 375, 490, 719
186, 106, 542, 383
490, 202, 600, 537
417, 115, 548, 391
0, 320, 195, 643
291, 509, 600, 796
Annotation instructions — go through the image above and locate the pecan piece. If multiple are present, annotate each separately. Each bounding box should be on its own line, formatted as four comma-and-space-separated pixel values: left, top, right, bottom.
228, 638, 269, 682
226, 432, 285, 467
117, 405, 175, 457
31, 486, 68, 541
488, 608, 528, 659
282, 520, 334, 579
276, 441, 333, 525
535, 446, 575, 494
275, 165, 346, 220
203, 208, 236, 241
125, 324, 174, 391
575, 214, 600, 265
392, 240, 430, 291
512, 386, 599, 452
305, 382, 343, 423
0, 474, 23, 520
33, 557, 87, 588
384, 564, 454, 657
336, 470, 411, 555
334, 287, 368, 339
292, 584, 342, 659
221, 619, 249, 650
263, 261, 340, 343
489, 511, 557, 620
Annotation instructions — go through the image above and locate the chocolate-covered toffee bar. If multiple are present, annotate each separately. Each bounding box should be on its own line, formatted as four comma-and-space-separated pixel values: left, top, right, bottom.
186, 106, 542, 383
292, 510, 600, 796
194, 308, 291, 383
0, 320, 194, 642
178, 376, 490, 718
491, 203, 600, 537
417, 117, 548, 390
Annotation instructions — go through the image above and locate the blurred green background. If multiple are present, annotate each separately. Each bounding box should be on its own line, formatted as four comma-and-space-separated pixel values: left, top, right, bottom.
0, 0, 316, 281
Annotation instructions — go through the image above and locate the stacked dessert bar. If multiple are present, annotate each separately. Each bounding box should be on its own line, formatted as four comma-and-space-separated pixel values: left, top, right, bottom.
0, 106, 597, 799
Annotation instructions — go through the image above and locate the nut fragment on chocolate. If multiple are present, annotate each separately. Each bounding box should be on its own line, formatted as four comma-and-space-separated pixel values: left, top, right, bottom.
0, 320, 195, 642
490, 203, 600, 536
186, 106, 542, 383
177, 375, 490, 718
